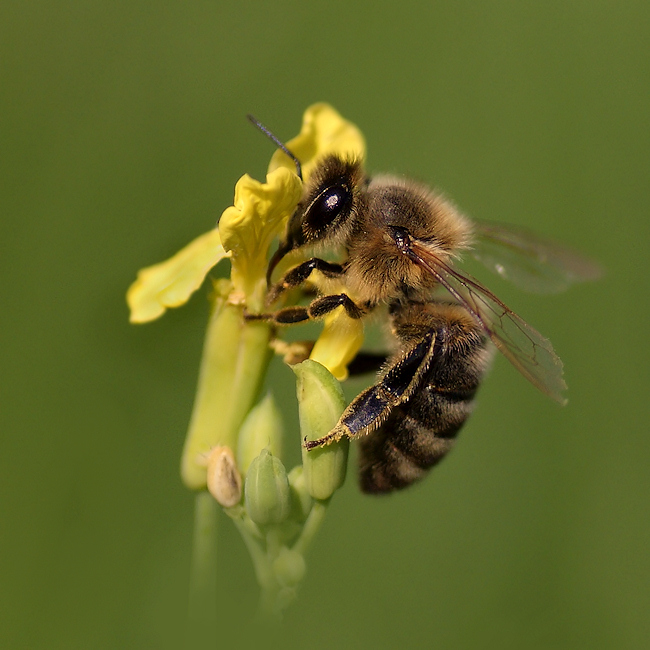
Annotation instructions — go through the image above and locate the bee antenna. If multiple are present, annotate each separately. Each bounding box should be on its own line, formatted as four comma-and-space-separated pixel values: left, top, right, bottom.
246, 114, 303, 181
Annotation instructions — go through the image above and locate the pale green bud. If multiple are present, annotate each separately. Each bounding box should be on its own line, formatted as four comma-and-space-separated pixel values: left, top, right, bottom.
180, 286, 272, 490
272, 547, 306, 588
245, 448, 291, 526
237, 393, 283, 476
287, 465, 312, 522
292, 360, 349, 501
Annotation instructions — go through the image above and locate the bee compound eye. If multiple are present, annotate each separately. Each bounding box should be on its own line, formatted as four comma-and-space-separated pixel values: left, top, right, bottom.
309, 184, 352, 230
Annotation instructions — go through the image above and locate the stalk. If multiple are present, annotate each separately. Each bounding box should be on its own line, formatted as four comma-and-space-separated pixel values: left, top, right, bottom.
181, 289, 272, 489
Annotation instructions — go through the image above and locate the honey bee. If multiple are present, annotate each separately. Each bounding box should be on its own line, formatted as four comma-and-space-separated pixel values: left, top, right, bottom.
248, 116, 600, 494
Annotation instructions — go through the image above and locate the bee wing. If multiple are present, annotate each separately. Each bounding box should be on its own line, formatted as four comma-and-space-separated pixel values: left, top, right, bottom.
409, 240, 568, 404
469, 220, 602, 293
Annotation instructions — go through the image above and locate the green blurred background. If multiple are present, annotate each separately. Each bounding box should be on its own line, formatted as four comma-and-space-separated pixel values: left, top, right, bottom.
2, 2, 648, 648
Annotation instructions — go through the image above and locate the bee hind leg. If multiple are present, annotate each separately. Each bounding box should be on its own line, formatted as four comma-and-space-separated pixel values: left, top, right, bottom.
347, 352, 388, 376
305, 330, 435, 449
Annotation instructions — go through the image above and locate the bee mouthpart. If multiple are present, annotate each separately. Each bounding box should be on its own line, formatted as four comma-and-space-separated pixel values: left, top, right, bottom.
266, 240, 292, 286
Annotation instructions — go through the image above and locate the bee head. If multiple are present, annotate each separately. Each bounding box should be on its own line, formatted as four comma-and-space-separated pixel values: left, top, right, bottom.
267, 155, 366, 284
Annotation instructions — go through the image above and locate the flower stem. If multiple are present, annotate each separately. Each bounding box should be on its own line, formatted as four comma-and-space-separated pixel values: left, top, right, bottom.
229, 515, 281, 622
293, 499, 329, 556
187, 491, 219, 645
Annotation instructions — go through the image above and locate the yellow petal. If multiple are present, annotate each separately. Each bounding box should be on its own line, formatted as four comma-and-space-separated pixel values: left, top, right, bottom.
309, 309, 365, 382
268, 103, 366, 180
127, 229, 229, 323
219, 167, 302, 311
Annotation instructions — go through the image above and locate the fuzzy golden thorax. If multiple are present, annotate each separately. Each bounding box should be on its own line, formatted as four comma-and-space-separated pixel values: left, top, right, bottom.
344, 175, 473, 305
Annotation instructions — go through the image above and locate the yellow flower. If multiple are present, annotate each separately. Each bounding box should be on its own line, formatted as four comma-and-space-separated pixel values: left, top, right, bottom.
309, 303, 365, 381
127, 229, 229, 324
219, 169, 302, 312
126, 103, 365, 322
268, 102, 365, 180
126, 169, 301, 322
127, 103, 368, 488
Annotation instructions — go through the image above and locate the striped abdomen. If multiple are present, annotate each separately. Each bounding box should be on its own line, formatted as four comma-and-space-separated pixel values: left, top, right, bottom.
358, 310, 492, 494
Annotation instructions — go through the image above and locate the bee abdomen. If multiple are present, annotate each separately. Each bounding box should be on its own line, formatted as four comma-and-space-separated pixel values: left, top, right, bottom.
358, 382, 477, 494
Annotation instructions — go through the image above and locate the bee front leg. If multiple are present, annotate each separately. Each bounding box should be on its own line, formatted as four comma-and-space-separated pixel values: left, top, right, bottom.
267, 258, 344, 304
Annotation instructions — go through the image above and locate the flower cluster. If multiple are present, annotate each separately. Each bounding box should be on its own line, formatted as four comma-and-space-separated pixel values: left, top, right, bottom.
127, 104, 366, 617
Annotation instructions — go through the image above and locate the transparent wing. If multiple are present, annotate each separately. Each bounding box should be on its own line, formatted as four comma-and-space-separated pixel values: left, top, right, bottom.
409, 240, 568, 404
469, 220, 602, 293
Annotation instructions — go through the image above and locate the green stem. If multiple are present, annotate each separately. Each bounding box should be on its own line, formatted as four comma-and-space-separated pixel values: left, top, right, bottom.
231, 517, 272, 587
230, 516, 281, 622
293, 499, 329, 556
187, 492, 219, 645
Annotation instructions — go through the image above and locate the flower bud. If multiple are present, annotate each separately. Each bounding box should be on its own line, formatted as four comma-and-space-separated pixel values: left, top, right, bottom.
245, 448, 291, 526
205, 446, 242, 508
272, 547, 306, 588
237, 393, 283, 477
292, 360, 349, 500
180, 288, 272, 490
287, 465, 312, 522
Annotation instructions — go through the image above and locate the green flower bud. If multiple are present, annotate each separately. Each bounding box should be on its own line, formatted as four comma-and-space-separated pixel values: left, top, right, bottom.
245, 448, 291, 526
237, 393, 283, 477
180, 285, 272, 490
287, 465, 312, 522
205, 446, 242, 508
272, 547, 306, 588
292, 360, 349, 501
